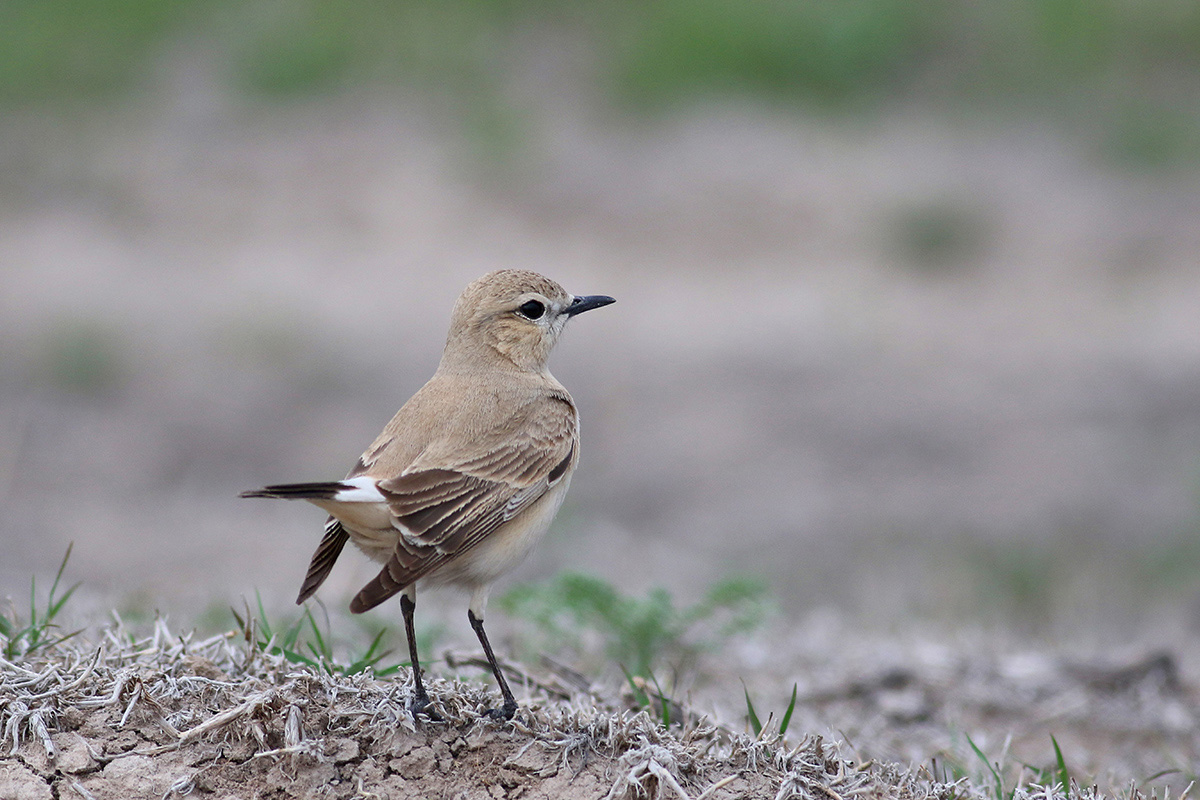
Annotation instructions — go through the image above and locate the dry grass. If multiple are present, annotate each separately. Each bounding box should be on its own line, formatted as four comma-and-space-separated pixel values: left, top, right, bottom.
2, 610, 1196, 800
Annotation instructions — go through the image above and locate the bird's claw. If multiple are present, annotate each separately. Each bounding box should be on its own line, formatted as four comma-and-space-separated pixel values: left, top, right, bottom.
482, 703, 518, 722
409, 695, 443, 722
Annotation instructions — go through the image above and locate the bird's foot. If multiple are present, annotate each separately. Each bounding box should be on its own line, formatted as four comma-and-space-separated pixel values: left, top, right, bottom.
408, 693, 443, 722
482, 701, 518, 722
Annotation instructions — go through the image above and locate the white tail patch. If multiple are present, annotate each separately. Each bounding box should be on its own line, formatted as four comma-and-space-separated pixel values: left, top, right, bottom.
330, 476, 387, 503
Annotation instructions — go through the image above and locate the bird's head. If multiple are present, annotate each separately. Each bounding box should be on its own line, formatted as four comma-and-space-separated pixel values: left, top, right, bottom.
442, 269, 614, 373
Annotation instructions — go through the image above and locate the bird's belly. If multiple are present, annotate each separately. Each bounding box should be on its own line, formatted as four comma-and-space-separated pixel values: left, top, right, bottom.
346, 528, 399, 564
336, 516, 401, 565
433, 476, 572, 588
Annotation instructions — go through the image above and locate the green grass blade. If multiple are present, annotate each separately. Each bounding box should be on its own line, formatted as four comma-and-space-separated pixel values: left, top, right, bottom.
46, 581, 80, 623
621, 664, 649, 710
779, 683, 798, 736
742, 680, 762, 736
254, 592, 274, 643
280, 619, 303, 651
648, 671, 671, 727
966, 734, 1004, 800
3, 544, 81, 656
304, 608, 330, 660
279, 646, 319, 668
346, 627, 385, 672
1050, 735, 1070, 791
1142, 769, 1181, 782
277, 606, 304, 652
28, 575, 38, 637
345, 628, 395, 675
46, 543, 78, 616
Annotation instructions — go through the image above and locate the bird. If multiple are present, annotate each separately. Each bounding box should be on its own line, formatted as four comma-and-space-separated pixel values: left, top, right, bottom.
240, 269, 614, 720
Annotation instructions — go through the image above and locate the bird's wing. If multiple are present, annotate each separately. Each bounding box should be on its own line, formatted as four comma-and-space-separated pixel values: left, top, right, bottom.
349, 392, 577, 613
296, 517, 350, 604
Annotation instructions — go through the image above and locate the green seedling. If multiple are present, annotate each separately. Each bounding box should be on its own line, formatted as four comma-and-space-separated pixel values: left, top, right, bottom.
931, 733, 1054, 800
966, 733, 1007, 800
1050, 735, 1070, 792
743, 680, 762, 736
499, 572, 769, 679
621, 665, 687, 729
962, 733, 1080, 800
231, 593, 402, 677
1, 544, 82, 659
742, 681, 798, 739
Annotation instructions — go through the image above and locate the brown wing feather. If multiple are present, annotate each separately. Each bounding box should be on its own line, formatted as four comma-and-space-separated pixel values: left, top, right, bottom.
350, 450, 573, 613
349, 391, 578, 614
296, 518, 349, 604
349, 472, 517, 613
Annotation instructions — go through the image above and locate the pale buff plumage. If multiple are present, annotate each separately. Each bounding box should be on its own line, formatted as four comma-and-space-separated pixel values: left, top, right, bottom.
241, 270, 614, 718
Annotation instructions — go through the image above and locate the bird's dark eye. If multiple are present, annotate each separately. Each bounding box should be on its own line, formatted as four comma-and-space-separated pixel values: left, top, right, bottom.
517, 300, 546, 320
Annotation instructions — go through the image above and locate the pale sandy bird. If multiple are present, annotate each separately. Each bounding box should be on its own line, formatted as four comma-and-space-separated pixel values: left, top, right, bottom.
240, 270, 613, 719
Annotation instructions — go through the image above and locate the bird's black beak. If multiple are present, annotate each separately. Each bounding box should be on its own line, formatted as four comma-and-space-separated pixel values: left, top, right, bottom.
565, 295, 616, 316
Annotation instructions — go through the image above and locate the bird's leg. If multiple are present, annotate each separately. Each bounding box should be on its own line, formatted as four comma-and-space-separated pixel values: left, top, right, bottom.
400, 594, 439, 720
468, 609, 518, 720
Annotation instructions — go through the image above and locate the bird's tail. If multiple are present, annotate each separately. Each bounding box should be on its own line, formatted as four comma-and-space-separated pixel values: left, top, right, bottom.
239, 482, 344, 500
239, 476, 386, 503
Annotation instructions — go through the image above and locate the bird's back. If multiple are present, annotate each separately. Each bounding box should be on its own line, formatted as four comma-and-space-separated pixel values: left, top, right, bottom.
352, 368, 577, 483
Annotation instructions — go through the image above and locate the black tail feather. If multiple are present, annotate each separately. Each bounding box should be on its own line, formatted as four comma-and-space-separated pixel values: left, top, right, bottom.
239, 482, 344, 500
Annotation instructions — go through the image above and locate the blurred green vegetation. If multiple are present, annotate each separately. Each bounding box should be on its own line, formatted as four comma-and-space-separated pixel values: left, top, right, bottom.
499, 571, 770, 679
0, 544, 81, 660
2, 0, 1199, 163
0, 0, 212, 101
887, 196, 994, 274
941, 527, 1200, 635
34, 318, 129, 396
613, 0, 940, 109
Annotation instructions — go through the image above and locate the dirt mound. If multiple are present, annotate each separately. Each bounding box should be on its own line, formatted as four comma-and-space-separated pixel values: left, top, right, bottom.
1, 618, 955, 800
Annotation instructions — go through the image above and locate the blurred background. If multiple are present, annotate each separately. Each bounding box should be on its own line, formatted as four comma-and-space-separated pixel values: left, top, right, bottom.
2, 0, 1199, 649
